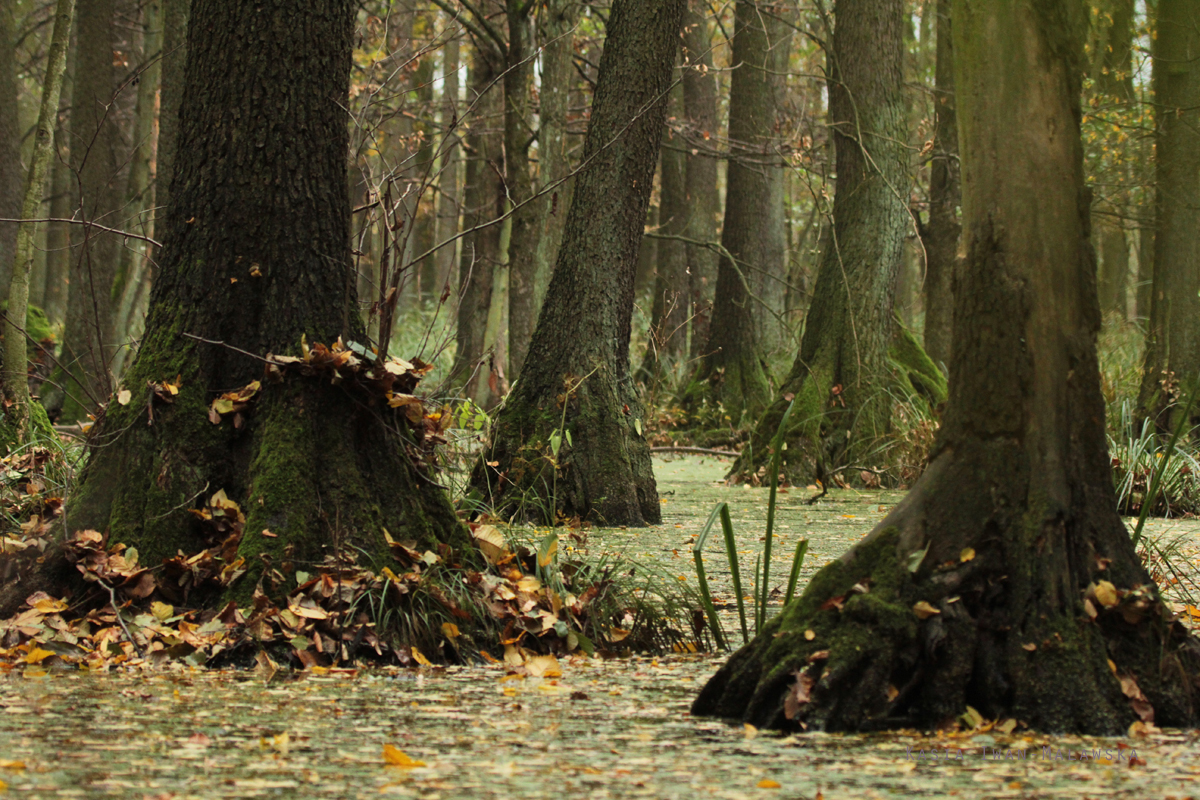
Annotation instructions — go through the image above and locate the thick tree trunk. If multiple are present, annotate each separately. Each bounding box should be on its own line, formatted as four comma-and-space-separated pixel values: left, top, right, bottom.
640, 83, 689, 381
920, 0, 958, 373
471, 0, 684, 527
681, 2, 720, 361
49, 0, 128, 421
48, 0, 465, 610
156, 0, 189, 225
729, 0, 911, 484
0, 1, 20, 294
695, 0, 1200, 734
1137, 0, 1200, 429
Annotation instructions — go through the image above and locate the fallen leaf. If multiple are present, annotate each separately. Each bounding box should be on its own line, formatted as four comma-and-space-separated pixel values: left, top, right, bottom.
803, 629, 816, 641
117, 389, 131, 405
960, 547, 975, 562
757, 780, 781, 789
912, 601, 940, 619
1093, 580, 1119, 608
383, 744, 425, 768
410, 646, 432, 667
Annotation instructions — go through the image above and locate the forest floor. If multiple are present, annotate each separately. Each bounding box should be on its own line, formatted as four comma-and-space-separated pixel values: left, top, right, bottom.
1, 455, 1199, 798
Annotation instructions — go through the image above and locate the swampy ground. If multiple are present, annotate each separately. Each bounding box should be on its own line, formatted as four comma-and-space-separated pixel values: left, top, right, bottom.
2, 456, 1199, 799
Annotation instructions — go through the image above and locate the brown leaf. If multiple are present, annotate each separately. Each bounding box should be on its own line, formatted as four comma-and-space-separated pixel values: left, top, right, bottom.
784, 670, 815, 720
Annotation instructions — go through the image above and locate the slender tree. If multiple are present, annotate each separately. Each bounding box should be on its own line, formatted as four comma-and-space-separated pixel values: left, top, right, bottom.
38, 0, 466, 605
0, 1, 20, 292
695, 0, 1200, 734
1137, 0, 1199, 428
729, 0, 921, 484
472, 0, 686, 526
435, 24, 462, 294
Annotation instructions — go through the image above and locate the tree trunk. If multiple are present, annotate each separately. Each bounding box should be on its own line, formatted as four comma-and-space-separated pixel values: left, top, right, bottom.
42, 0, 465, 612
920, 0, 958, 374
435, 27, 461, 296
694, 0, 1200, 734
156, 0, 189, 226
451, 44, 504, 401
639, 83, 689, 381
49, 0, 128, 421
413, 45, 439, 304
472, 0, 685, 527
533, 0, 579, 311
3, 0, 75, 429
684, 0, 793, 422
0, 1, 20, 294
681, 2, 720, 361
729, 0, 911, 484
1096, 220, 1129, 319
1137, 0, 1200, 429
42, 43, 76, 327
504, 1, 539, 379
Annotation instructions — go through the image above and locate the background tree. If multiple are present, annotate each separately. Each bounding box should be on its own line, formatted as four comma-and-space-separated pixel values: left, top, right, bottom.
58, 0, 465, 596
694, 0, 1200, 733
472, 0, 686, 526
0, 2, 20, 291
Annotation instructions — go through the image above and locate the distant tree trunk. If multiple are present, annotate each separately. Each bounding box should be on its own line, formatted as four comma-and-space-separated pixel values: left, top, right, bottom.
3, 0, 74, 432
435, 28, 461, 295
920, 0, 959, 373
504, 0, 539, 378
730, 0, 912, 484
451, 44, 504, 401
1093, 0, 1134, 321
22, 0, 468, 618
49, 0, 128, 421
0, 2, 20, 294
156, 0, 189, 224
472, 0, 685, 527
681, 1, 720, 360
42, 41, 76, 327
640, 83, 690, 381
533, 0, 579, 309
1137, 0, 1200, 429
684, 0, 792, 422
695, 0, 1200, 734
633, 200, 658, 298
111, 0, 163, 378
413, 46, 439, 303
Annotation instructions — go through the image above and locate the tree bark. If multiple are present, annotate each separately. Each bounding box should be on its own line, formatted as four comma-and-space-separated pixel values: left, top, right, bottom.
156, 0, 189, 225
472, 0, 685, 527
49, 0, 128, 421
504, 0, 538, 379
0, 1, 20, 294
681, 2, 720, 361
1137, 0, 1200, 429
920, 0, 959, 373
450, 43, 504, 401
52, 0, 465, 607
729, 0, 911, 484
42, 41, 76, 327
435, 26, 461, 296
412, 43, 439, 303
695, 0, 1200, 734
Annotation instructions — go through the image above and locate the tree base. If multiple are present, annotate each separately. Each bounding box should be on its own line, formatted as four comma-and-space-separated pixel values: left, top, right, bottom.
694, 452, 1200, 733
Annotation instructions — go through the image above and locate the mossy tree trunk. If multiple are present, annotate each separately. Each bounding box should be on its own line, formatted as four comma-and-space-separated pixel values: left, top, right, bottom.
695, 0, 1200, 734
684, 1, 791, 423
44, 0, 465, 610
680, 2, 720, 361
471, 0, 685, 527
919, 0, 959, 374
729, 0, 910, 484
1137, 0, 1200, 429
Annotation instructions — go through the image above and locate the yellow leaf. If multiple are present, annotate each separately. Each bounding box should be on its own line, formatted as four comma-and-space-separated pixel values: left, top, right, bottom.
0, 760, 25, 770
151, 601, 174, 621
441, 622, 460, 640
743, 723, 758, 739
960, 547, 975, 562
383, 744, 425, 768
24, 648, 53, 665
410, 646, 432, 667
608, 627, 631, 643
0, 777, 7, 792
31, 597, 67, 614
117, 389, 131, 406
525, 655, 562, 678
912, 601, 940, 619
804, 629, 815, 641
757, 780, 781, 789
1094, 580, 1119, 608
997, 718, 1018, 734
472, 524, 509, 565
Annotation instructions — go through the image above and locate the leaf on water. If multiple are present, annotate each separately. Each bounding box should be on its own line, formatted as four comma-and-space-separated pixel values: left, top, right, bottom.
757, 780, 781, 789
525, 654, 562, 678
912, 601, 940, 619
0, 761, 23, 770
960, 547, 975, 562
383, 744, 425, 768
743, 723, 758, 739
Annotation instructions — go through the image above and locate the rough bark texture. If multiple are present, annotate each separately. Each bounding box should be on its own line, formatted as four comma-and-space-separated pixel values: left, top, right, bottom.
42, 52, 75, 327
52, 0, 465, 608
729, 0, 911, 484
684, 0, 791, 422
695, 0, 1200, 734
1137, 0, 1200, 428
0, 1, 20, 294
681, 1, 720, 361
156, 0, 189, 224
471, 0, 685, 527
435, 28, 461, 295
504, 1, 539, 378
413, 44, 439, 303
920, 0, 959, 374
451, 44, 504, 401
49, 0, 128, 422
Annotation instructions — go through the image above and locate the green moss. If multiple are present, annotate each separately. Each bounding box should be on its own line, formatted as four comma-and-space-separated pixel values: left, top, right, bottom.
888, 320, 948, 405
